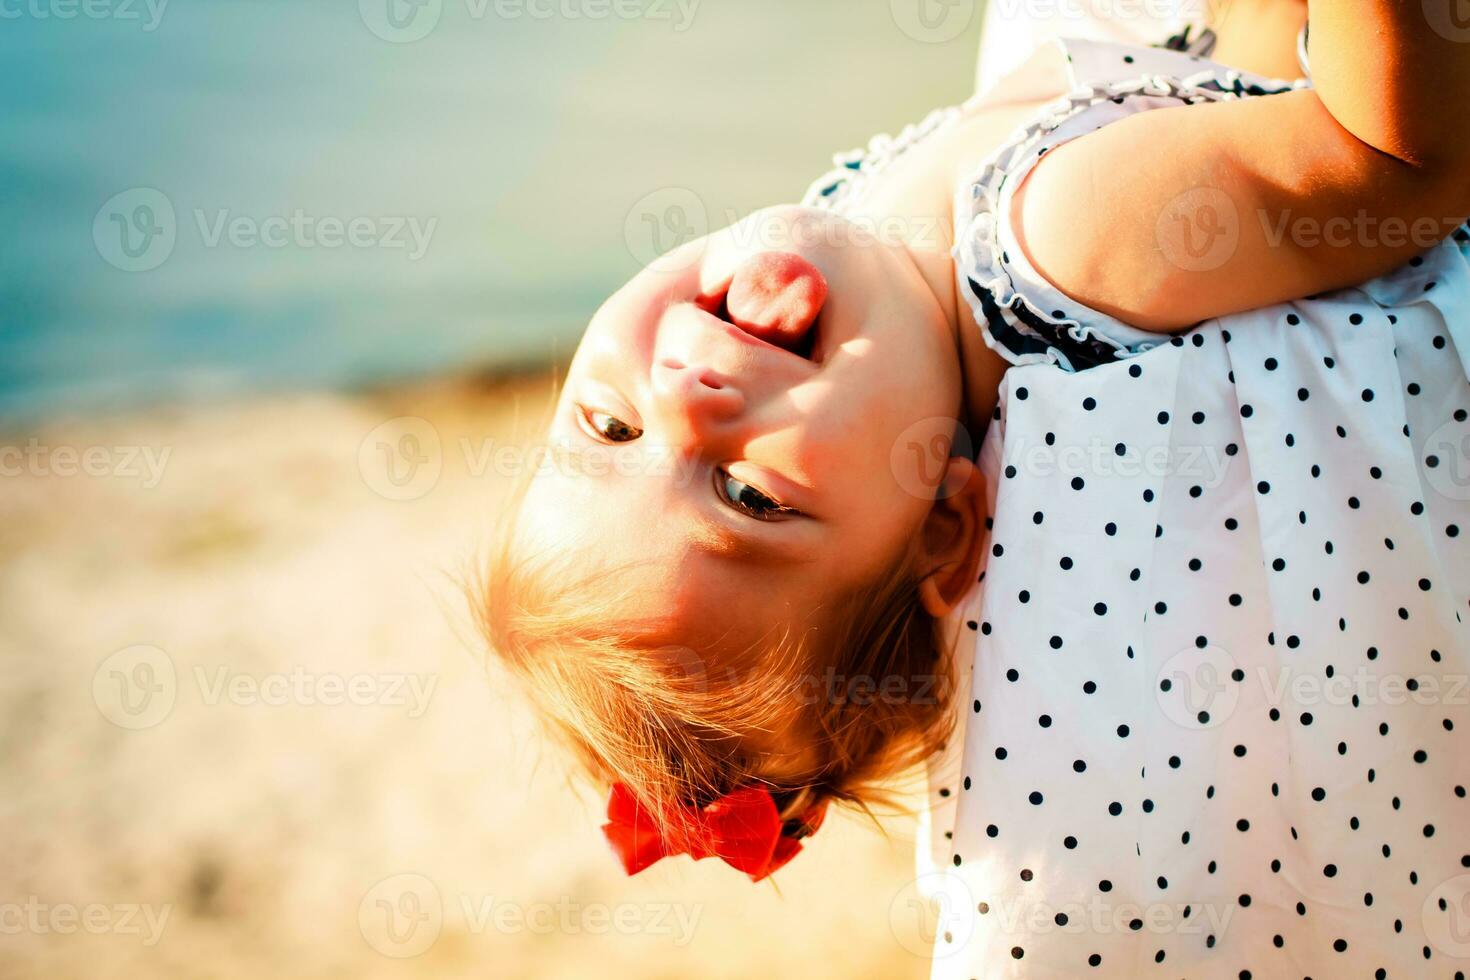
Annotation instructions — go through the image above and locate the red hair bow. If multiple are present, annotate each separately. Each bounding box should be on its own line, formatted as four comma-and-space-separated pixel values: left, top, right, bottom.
601, 783, 826, 882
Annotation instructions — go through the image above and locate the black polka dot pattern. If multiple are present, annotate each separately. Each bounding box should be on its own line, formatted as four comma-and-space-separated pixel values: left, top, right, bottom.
916, 36, 1470, 980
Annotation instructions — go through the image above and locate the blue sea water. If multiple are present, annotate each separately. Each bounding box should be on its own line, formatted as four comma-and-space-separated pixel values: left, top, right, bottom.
0, 0, 982, 418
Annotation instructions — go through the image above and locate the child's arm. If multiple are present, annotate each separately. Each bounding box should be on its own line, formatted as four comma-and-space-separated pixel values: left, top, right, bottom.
1013, 0, 1470, 331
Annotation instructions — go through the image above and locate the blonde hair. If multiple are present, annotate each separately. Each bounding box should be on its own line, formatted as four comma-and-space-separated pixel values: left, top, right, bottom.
470, 448, 959, 833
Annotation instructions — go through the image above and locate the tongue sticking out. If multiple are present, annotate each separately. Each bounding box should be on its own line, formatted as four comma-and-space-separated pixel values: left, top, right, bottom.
723, 252, 828, 355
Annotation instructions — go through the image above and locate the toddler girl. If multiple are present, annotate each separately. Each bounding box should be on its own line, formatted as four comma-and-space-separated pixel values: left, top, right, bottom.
475, 0, 1470, 973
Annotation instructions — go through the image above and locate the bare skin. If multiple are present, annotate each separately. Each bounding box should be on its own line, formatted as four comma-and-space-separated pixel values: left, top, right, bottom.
1017, 0, 1470, 329
515, 0, 1470, 746
835, 0, 1470, 423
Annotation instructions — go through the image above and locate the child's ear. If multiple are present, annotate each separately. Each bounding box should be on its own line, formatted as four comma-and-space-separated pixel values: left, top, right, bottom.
915, 456, 987, 619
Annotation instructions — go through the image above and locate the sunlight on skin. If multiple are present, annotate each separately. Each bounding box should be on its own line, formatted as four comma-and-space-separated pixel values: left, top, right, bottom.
517, 205, 970, 665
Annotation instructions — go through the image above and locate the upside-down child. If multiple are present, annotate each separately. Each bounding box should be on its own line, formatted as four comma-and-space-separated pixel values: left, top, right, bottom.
474, 0, 1470, 974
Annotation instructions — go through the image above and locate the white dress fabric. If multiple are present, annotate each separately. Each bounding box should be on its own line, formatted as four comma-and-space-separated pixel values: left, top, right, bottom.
974, 0, 1186, 95
811, 37, 1470, 980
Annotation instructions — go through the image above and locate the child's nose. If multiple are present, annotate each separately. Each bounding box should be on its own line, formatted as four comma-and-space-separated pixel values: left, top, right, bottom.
651, 357, 745, 448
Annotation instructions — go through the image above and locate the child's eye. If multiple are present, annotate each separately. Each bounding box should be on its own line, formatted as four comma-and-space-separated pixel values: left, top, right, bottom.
579, 407, 643, 443
716, 469, 798, 521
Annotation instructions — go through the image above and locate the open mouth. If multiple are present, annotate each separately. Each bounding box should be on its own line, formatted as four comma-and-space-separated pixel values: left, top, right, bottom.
701, 291, 821, 362
697, 251, 828, 364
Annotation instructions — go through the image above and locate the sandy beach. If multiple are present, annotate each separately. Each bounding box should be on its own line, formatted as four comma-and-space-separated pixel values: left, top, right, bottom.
0, 374, 934, 979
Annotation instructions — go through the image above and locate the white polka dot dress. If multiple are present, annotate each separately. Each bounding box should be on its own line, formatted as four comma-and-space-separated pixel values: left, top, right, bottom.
817, 38, 1470, 980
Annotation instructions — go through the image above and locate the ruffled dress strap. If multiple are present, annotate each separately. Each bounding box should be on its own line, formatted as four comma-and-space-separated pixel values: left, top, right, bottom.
953, 37, 1309, 372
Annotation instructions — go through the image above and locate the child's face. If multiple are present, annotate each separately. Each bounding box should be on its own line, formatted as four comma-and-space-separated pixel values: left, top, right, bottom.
517, 206, 963, 662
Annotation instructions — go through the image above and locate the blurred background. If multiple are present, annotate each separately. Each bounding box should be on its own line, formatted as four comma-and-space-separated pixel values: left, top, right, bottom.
0, 1, 990, 977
